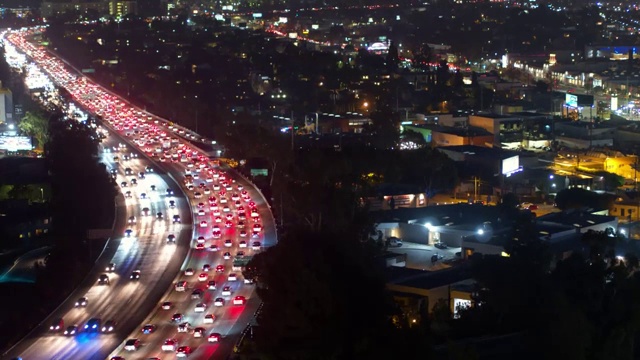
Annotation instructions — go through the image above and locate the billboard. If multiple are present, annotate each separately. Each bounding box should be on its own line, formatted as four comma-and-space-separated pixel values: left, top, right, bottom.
566, 94, 578, 108
565, 93, 594, 107
502, 155, 520, 175
0, 135, 33, 151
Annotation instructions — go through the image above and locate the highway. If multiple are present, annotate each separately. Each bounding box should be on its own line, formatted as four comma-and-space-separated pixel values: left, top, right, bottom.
3, 26, 277, 360
2, 129, 194, 360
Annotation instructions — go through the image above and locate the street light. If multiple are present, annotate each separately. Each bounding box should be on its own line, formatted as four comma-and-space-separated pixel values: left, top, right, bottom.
40, 187, 44, 201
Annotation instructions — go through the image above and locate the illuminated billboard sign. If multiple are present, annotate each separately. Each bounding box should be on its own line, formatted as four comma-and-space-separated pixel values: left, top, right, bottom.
566, 94, 578, 108
0, 136, 33, 151
502, 155, 522, 177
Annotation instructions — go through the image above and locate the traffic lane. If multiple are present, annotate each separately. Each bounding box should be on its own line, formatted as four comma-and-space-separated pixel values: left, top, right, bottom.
226, 169, 277, 248
2, 165, 129, 358
116, 244, 254, 359
11, 184, 175, 360
110, 185, 255, 358
107, 187, 207, 358
5, 141, 189, 359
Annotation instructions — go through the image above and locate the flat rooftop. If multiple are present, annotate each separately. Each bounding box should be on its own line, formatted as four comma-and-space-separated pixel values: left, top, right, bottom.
387, 265, 472, 290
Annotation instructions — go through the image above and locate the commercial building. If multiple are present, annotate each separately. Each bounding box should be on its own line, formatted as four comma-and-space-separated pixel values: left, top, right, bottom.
468, 112, 553, 149
554, 120, 615, 149
40, 0, 137, 18
0, 82, 13, 124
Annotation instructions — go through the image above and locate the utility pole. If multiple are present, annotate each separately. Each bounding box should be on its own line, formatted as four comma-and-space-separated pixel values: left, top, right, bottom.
473, 177, 480, 202
195, 109, 198, 134
290, 110, 294, 151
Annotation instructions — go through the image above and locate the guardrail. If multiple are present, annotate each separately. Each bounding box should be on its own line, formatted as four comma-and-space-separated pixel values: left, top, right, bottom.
229, 301, 264, 359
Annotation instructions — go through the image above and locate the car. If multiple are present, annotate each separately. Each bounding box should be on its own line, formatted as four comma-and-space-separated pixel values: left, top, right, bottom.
197, 209, 206, 216
236, 251, 245, 258
139, 192, 147, 199
172, 214, 181, 223
195, 243, 205, 251
209, 244, 219, 252
214, 216, 222, 223
175, 281, 187, 292
253, 224, 262, 232
198, 272, 208, 282
239, 240, 248, 248
224, 239, 233, 248
196, 236, 206, 244
231, 193, 240, 201
207, 280, 217, 290
146, 165, 154, 173
167, 234, 176, 243
131, 179, 138, 186
138, 172, 145, 179
434, 242, 448, 249
200, 220, 208, 228
128, 215, 136, 224
184, 268, 194, 276
101, 320, 116, 332
125, 168, 132, 175
215, 265, 224, 273
171, 313, 184, 322
191, 289, 203, 299
176, 346, 192, 357
237, 184, 244, 191
239, 230, 248, 237
194, 303, 207, 312
162, 338, 178, 352
204, 188, 211, 194
49, 318, 64, 332
193, 327, 205, 338
124, 229, 133, 237
222, 206, 231, 212
150, 185, 156, 192
244, 278, 254, 284
233, 296, 246, 305
177, 322, 191, 333
75, 297, 88, 307
170, 200, 176, 208
141, 324, 156, 334
212, 230, 222, 238
251, 232, 260, 239
214, 298, 224, 306
156, 212, 164, 219
105, 262, 116, 272
161, 301, 173, 310
223, 252, 231, 260
166, 189, 174, 196
237, 221, 246, 229
124, 338, 140, 351
238, 213, 247, 221
120, 181, 128, 188
208, 332, 221, 343
124, 190, 132, 198
202, 264, 211, 272
130, 270, 141, 280
142, 207, 150, 216
98, 273, 110, 285
197, 202, 205, 209
203, 314, 215, 324
228, 273, 238, 281
84, 318, 101, 331
222, 286, 232, 296
63, 325, 78, 336
213, 184, 220, 191
194, 192, 202, 199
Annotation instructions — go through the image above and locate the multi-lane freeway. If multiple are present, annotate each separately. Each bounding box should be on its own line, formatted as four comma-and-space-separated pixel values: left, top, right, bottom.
2, 27, 276, 360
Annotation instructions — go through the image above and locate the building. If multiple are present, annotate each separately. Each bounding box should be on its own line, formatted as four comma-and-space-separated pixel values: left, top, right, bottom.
0, 82, 13, 124
40, 0, 137, 18
554, 120, 615, 149
468, 112, 552, 149
108, 0, 136, 17
387, 266, 473, 314
41, 0, 108, 18
461, 210, 618, 260
430, 126, 495, 147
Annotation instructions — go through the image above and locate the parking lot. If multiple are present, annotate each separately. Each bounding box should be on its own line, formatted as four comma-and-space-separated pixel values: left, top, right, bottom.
387, 242, 461, 271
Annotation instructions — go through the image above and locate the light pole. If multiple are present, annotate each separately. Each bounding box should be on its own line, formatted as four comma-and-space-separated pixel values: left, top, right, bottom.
40, 187, 44, 202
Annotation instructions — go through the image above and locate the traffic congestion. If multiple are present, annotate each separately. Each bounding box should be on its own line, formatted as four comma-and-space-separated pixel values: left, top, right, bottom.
3, 27, 275, 360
